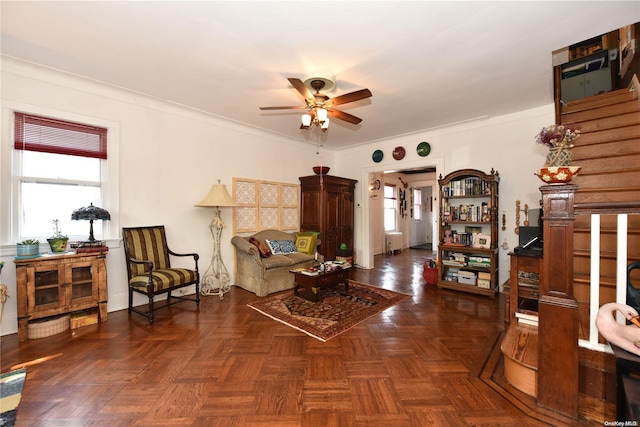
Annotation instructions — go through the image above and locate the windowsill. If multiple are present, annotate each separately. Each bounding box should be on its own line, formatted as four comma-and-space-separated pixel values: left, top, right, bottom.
1, 238, 121, 257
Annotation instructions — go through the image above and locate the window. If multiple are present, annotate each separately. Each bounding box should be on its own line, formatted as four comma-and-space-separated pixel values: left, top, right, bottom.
13, 112, 109, 241
384, 184, 398, 231
413, 188, 422, 220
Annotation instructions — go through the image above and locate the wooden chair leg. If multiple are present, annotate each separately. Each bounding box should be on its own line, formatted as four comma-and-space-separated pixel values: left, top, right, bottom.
128, 288, 133, 314
148, 297, 155, 323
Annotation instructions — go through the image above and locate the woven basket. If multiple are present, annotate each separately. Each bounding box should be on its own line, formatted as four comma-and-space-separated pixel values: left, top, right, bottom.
28, 314, 70, 339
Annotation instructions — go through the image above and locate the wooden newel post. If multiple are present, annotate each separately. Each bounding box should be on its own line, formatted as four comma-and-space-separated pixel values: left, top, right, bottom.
537, 184, 579, 418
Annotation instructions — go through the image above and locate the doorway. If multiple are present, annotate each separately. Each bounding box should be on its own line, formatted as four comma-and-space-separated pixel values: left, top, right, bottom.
360, 155, 444, 269
409, 185, 433, 249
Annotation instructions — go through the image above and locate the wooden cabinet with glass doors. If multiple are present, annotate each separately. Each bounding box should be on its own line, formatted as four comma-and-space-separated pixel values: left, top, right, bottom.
15, 252, 107, 341
437, 169, 499, 297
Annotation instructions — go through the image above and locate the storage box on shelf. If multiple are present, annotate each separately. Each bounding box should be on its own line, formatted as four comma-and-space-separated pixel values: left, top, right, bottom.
437, 168, 499, 297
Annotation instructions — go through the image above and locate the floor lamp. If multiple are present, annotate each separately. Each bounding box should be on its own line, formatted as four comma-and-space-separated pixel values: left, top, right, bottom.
196, 180, 236, 299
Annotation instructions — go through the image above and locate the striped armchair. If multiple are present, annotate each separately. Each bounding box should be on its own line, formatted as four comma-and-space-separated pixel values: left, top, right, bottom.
122, 225, 200, 322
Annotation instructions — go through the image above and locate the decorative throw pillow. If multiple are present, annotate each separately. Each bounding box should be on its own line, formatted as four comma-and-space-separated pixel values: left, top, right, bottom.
266, 239, 298, 255
295, 232, 317, 255
248, 237, 271, 258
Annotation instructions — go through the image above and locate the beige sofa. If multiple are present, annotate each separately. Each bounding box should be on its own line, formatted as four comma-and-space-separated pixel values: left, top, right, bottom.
231, 229, 317, 297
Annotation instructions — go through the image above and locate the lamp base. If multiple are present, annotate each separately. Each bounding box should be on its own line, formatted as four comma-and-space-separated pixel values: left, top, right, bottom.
201, 270, 231, 298
201, 207, 231, 300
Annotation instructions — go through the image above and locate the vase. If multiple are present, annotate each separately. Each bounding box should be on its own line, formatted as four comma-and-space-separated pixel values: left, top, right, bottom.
545, 146, 572, 167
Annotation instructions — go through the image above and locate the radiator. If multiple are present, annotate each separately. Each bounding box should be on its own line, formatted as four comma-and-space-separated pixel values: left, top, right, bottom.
386, 232, 403, 254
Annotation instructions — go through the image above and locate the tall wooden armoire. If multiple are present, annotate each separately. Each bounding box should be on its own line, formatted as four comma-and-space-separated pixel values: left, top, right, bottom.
299, 174, 357, 261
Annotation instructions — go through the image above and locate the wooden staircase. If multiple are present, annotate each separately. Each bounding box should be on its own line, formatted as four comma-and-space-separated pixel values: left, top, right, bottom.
501, 322, 538, 397
561, 87, 640, 342
559, 86, 640, 421
501, 85, 640, 422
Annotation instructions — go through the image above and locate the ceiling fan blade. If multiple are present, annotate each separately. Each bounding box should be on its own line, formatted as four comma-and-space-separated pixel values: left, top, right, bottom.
288, 78, 314, 101
327, 108, 363, 124
326, 88, 372, 107
260, 106, 307, 110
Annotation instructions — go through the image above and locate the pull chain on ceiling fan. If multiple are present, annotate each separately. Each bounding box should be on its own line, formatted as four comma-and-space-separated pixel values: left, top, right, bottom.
260, 77, 372, 131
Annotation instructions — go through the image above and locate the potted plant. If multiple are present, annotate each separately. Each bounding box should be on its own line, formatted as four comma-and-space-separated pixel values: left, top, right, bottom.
47, 219, 69, 253
17, 239, 40, 257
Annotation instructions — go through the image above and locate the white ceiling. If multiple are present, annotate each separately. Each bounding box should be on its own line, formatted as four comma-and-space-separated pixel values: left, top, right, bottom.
2, 1, 639, 149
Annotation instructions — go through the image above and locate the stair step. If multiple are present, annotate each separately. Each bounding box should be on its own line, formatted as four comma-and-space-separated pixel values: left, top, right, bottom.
502, 321, 538, 368
563, 99, 640, 124
562, 89, 637, 114
501, 321, 538, 397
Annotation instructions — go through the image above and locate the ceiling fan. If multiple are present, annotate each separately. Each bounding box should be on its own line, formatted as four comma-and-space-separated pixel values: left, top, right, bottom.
260, 77, 372, 130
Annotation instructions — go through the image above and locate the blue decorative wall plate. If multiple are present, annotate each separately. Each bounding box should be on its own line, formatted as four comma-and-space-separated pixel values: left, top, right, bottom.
372, 149, 383, 163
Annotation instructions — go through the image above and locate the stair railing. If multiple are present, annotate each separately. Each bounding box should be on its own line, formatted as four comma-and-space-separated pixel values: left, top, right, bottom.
574, 201, 640, 352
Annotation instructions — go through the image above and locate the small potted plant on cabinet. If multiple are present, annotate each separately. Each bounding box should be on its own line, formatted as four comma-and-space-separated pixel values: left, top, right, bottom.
17, 239, 40, 258
47, 219, 69, 253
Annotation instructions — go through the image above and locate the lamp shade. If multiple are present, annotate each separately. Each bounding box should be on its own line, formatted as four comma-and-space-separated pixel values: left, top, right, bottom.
317, 108, 328, 123
71, 203, 110, 242
301, 113, 312, 128
71, 203, 111, 221
196, 183, 236, 207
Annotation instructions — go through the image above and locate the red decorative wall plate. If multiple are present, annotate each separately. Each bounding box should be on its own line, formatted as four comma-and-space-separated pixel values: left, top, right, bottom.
392, 146, 405, 160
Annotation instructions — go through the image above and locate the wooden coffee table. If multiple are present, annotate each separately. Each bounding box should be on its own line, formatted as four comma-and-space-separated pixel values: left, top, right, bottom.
292, 267, 351, 302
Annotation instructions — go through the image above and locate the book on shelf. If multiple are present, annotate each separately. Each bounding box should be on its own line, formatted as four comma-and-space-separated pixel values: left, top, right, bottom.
517, 281, 539, 289
75, 246, 109, 254
71, 240, 107, 249
517, 317, 539, 327
515, 309, 538, 325
443, 260, 465, 267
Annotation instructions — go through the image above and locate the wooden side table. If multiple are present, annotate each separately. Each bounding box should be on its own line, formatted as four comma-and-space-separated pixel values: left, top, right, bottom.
292, 268, 351, 302
15, 252, 108, 341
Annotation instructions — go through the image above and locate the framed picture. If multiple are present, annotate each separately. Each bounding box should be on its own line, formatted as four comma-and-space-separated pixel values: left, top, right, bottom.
473, 233, 491, 249
465, 226, 482, 235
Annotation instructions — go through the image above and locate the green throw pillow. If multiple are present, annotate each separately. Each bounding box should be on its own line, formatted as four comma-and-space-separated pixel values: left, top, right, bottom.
295, 232, 317, 255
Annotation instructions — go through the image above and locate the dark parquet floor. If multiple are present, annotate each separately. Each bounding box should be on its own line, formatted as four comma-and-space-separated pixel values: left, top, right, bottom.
1, 249, 598, 426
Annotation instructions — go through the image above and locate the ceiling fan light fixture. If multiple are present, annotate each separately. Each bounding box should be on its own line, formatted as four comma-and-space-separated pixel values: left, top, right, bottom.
303, 75, 336, 93
301, 113, 312, 128
317, 108, 328, 123
260, 77, 371, 130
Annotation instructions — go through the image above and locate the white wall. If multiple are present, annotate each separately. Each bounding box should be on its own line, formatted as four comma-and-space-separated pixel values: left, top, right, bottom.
0, 58, 335, 335
0, 58, 552, 336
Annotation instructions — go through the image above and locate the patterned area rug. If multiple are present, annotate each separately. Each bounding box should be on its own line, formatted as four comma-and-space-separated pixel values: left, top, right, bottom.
0, 369, 26, 427
247, 281, 411, 341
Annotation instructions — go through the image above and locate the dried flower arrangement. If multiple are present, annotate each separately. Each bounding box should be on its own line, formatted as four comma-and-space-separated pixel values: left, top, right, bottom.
536, 124, 580, 167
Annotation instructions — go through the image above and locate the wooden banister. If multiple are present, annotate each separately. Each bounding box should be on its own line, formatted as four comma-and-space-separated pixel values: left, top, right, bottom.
537, 184, 579, 419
